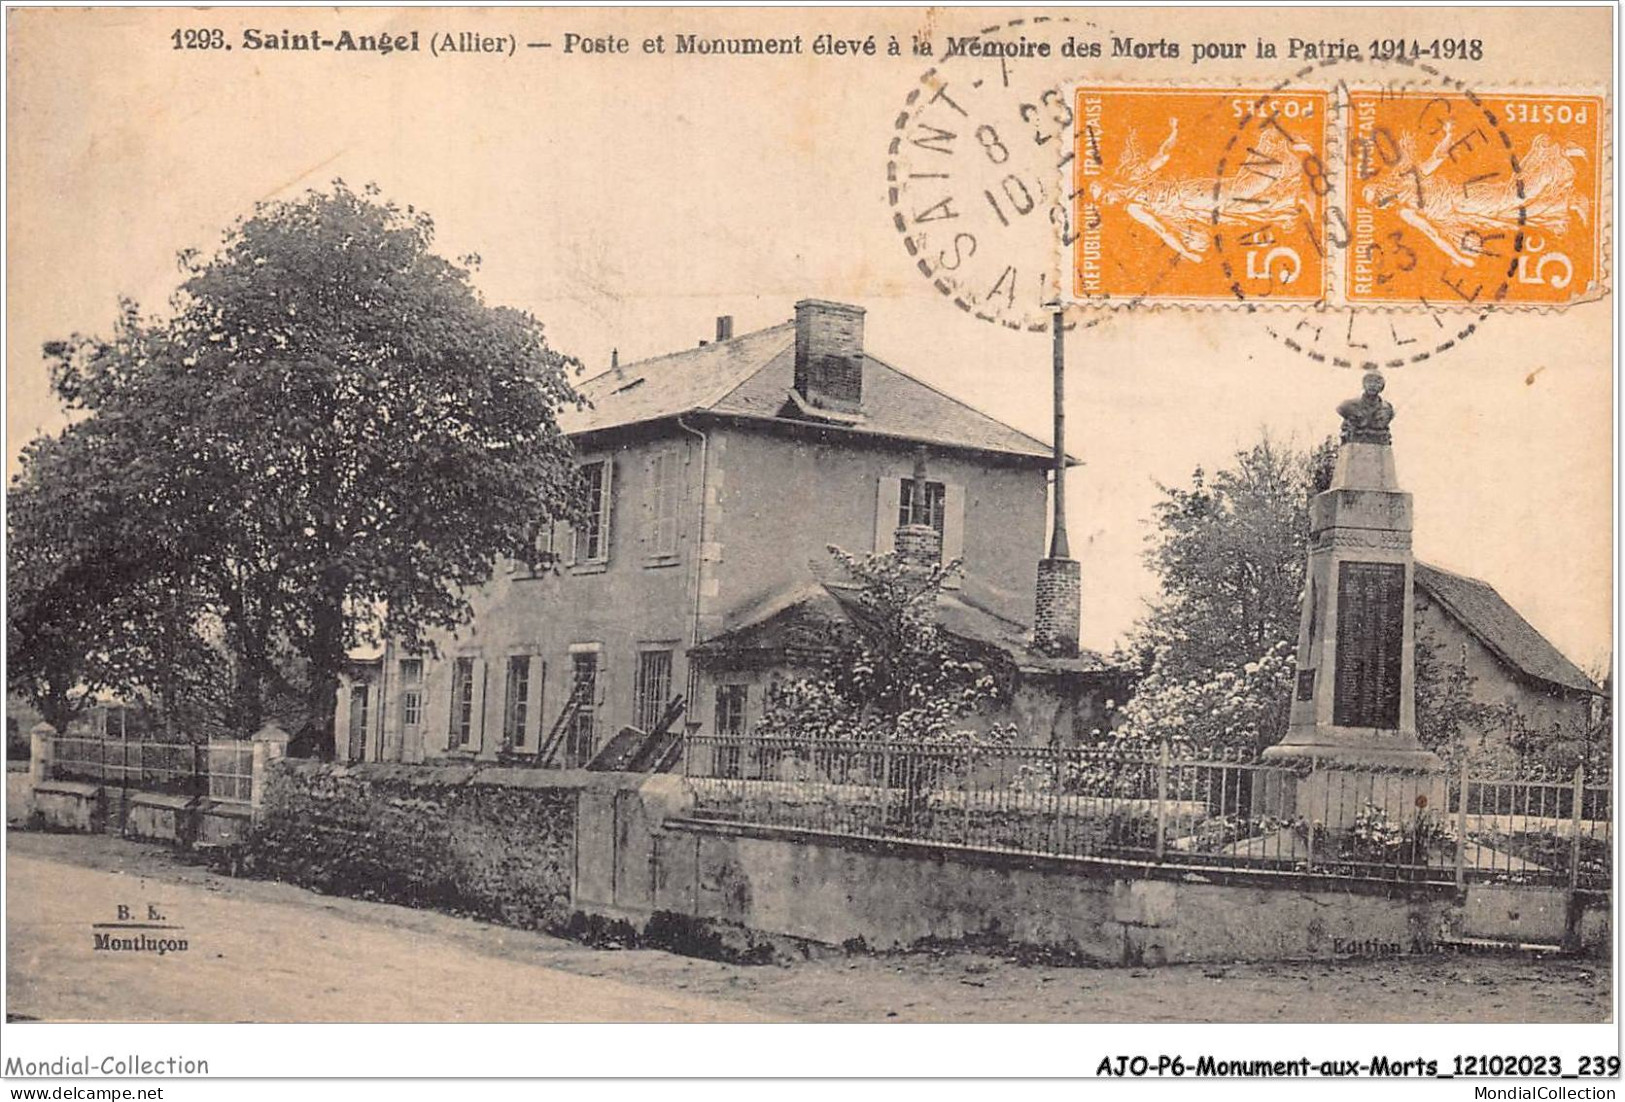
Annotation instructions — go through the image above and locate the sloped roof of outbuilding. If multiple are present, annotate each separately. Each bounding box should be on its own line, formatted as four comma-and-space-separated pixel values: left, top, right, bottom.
691, 577, 1115, 678
1415, 562, 1599, 695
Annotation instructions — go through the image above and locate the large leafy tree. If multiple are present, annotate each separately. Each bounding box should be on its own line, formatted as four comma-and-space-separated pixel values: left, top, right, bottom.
1133, 434, 1336, 685
7, 413, 226, 735
12, 181, 582, 750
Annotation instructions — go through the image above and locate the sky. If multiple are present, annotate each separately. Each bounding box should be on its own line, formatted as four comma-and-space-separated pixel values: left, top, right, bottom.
6, 6, 1613, 668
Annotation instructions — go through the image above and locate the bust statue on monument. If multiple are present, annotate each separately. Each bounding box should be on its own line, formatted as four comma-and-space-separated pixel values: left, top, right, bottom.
1336, 371, 1395, 444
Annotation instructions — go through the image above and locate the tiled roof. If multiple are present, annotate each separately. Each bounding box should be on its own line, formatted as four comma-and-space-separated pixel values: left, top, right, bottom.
559, 323, 797, 436
693, 579, 1113, 677
560, 317, 1059, 462
1415, 562, 1599, 695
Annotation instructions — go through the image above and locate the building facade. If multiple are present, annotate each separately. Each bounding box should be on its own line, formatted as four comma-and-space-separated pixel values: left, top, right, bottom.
337, 300, 1115, 766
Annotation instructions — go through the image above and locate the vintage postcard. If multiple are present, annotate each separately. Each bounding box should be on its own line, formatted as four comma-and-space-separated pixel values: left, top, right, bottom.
2, 3, 1616, 1090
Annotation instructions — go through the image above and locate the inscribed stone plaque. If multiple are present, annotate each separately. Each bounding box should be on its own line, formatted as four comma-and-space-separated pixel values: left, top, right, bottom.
1332, 561, 1405, 728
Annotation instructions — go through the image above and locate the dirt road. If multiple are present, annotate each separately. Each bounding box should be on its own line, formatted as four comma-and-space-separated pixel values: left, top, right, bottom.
5, 830, 1611, 1023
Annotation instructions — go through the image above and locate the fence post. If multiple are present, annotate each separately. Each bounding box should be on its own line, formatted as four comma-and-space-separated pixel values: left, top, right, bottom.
961, 748, 973, 846
1155, 739, 1169, 863
1570, 765, 1585, 891
1455, 756, 1470, 890
1051, 746, 1065, 853
879, 743, 892, 828
251, 722, 290, 817
29, 723, 55, 786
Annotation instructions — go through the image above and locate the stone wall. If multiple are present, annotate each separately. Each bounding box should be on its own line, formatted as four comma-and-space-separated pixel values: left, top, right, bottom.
249, 759, 586, 930
655, 819, 1612, 963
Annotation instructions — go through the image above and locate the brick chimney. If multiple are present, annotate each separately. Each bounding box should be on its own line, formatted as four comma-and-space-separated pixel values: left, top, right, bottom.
894, 446, 941, 569
716, 315, 734, 341
793, 299, 864, 413
1033, 558, 1081, 657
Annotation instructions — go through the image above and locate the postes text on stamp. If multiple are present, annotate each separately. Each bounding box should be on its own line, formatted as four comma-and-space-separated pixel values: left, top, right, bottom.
1074, 86, 1329, 303
1346, 91, 1604, 307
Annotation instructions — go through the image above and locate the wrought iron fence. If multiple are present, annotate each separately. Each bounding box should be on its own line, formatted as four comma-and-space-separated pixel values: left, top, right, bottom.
45, 733, 256, 806
683, 735, 1613, 891
1455, 763, 1612, 891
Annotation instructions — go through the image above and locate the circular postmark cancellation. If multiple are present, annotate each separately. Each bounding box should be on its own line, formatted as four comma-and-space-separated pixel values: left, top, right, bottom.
1211, 57, 1534, 370
890, 21, 1606, 370
887, 14, 1111, 333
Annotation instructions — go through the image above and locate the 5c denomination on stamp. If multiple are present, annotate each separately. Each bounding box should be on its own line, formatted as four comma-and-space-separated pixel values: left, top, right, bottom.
1075, 86, 1330, 304
1347, 90, 1604, 306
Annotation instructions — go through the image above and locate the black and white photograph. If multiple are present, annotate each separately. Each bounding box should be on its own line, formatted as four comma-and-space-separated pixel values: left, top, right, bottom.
1, 3, 1617, 1093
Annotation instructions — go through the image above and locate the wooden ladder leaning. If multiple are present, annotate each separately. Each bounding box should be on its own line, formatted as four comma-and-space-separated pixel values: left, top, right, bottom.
535, 677, 593, 768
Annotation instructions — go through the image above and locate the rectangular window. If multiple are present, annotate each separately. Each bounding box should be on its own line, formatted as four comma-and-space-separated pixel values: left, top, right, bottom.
512, 521, 555, 574
714, 684, 747, 779
504, 656, 534, 749
573, 460, 612, 564
635, 650, 674, 733
644, 448, 681, 561
715, 684, 747, 736
450, 657, 476, 749
898, 478, 947, 553
566, 652, 599, 767
399, 659, 424, 729
347, 684, 370, 761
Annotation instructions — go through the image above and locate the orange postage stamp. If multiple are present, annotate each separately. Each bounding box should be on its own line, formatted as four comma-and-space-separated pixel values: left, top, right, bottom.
1073, 86, 1329, 304
1346, 90, 1605, 307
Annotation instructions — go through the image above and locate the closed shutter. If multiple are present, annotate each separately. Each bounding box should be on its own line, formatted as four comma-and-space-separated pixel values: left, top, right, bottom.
644, 449, 680, 560
470, 658, 489, 753
942, 482, 966, 587
527, 657, 545, 747
598, 458, 615, 561
658, 452, 679, 555
642, 453, 656, 556
874, 477, 901, 553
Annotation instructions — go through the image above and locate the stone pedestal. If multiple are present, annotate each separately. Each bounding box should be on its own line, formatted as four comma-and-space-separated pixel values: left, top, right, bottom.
1262, 379, 1441, 824
29, 722, 55, 786
251, 721, 291, 815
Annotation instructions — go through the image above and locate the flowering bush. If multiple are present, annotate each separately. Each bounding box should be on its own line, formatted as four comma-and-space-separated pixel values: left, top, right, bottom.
755, 546, 1016, 747
1098, 639, 1296, 758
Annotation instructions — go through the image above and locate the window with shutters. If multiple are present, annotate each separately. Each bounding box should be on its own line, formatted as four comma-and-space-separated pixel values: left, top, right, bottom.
899, 478, 946, 533
644, 447, 682, 564
573, 460, 612, 565
504, 655, 536, 750
513, 520, 559, 576
898, 478, 946, 561
876, 477, 964, 582
450, 657, 476, 749
398, 658, 424, 731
